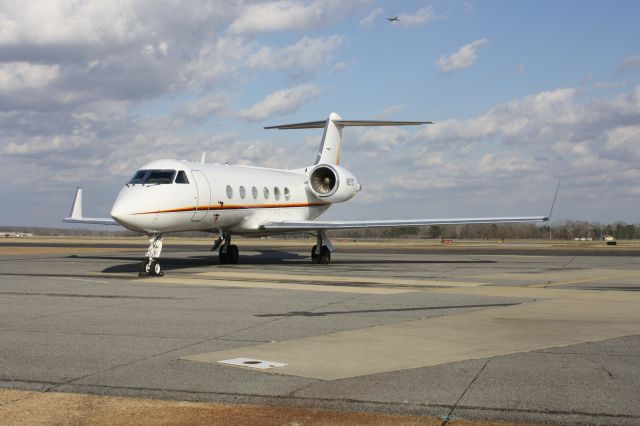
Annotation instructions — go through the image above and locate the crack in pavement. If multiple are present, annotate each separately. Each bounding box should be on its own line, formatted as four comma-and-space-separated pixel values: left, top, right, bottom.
441, 359, 490, 426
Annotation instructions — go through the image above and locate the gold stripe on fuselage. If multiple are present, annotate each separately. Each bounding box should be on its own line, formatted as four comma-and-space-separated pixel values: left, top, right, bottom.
132, 202, 327, 215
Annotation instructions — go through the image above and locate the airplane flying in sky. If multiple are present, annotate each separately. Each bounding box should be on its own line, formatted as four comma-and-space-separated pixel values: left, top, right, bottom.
64, 112, 551, 276
387, 16, 399, 22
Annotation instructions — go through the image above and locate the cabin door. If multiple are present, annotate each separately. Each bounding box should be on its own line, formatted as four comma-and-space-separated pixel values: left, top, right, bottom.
191, 170, 211, 222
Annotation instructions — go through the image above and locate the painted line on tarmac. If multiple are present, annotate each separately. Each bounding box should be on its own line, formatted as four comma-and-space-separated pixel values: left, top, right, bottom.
196, 270, 485, 287
143, 277, 414, 294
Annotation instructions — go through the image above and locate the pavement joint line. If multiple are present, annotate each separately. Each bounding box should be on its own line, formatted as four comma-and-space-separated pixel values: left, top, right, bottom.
23, 299, 145, 322
535, 349, 640, 357
55, 337, 212, 392
0, 291, 183, 300
442, 359, 490, 426
524, 271, 640, 288
1, 327, 210, 341
211, 293, 364, 342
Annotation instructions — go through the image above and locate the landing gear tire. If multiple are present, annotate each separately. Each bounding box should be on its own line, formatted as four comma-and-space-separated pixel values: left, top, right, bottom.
219, 247, 228, 264
219, 245, 239, 264
139, 260, 148, 276
140, 259, 163, 277
150, 259, 162, 276
311, 245, 319, 264
228, 245, 239, 264
319, 245, 331, 265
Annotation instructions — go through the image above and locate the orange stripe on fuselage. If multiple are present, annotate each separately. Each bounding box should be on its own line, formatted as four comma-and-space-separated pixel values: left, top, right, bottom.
132, 202, 328, 215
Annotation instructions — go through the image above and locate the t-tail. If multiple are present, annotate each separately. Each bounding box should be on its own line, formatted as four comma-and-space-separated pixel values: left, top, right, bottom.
265, 112, 433, 165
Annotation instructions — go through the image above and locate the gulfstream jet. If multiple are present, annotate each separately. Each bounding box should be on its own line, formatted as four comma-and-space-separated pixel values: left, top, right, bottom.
64, 112, 552, 276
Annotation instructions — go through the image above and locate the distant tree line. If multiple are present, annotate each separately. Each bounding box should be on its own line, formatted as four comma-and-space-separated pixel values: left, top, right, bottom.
330, 221, 640, 240
1, 221, 639, 240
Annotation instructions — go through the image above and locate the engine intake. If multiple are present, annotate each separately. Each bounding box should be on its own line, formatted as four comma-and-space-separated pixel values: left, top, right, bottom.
310, 166, 338, 196
307, 164, 360, 203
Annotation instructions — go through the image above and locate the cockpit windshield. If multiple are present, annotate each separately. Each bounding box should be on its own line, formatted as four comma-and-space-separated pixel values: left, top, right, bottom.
128, 169, 176, 185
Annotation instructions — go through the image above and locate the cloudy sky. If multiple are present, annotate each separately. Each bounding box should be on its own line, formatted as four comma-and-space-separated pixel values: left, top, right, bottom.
1, 0, 640, 227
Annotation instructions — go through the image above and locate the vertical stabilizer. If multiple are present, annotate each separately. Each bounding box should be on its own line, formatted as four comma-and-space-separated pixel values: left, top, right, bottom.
315, 112, 342, 165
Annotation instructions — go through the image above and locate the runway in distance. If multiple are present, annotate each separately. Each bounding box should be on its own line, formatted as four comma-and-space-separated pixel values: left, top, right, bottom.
64, 112, 552, 276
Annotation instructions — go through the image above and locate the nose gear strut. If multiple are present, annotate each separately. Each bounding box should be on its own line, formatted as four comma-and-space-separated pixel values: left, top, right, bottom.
139, 233, 163, 277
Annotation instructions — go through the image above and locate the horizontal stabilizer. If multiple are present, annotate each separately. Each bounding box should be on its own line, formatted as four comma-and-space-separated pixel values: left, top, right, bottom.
265, 119, 432, 130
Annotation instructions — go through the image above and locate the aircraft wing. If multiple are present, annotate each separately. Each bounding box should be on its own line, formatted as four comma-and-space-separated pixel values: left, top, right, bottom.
63, 187, 118, 225
258, 215, 549, 232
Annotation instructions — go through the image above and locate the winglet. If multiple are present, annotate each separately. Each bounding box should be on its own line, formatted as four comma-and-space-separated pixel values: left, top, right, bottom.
63, 187, 117, 225
548, 181, 560, 219
69, 187, 83, 219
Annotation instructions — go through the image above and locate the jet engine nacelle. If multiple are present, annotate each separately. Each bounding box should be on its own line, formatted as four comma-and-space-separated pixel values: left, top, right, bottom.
307, 164, 361, 203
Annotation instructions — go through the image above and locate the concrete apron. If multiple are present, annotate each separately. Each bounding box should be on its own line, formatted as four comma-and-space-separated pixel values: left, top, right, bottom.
181, 287, 640, 380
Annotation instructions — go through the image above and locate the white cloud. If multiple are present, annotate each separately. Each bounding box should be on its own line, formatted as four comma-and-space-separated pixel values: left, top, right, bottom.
0, 62, 59, 91
173, 93, 229, 124
249, 35, 343, 79
436, 38, 488, 73
180, 36, 253, 89
236, 84, 322, 121
388, 85, 640, 204
397, 7, 440, 27
0, 0, 144, 45
229, 0, 367, 35
332, 61, 352, 72
3, 134, 87, 155
619, 53, 640, 71
359, 8, 383, 29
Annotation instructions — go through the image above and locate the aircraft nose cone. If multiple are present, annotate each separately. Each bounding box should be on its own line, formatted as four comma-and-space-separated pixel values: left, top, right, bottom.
110, 203, 127, 224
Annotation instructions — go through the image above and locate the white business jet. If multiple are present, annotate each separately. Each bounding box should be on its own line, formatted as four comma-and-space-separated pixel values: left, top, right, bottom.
64, 112, 551, 276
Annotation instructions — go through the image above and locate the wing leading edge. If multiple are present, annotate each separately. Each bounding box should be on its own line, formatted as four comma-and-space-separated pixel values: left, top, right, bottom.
259, 215, 549, 232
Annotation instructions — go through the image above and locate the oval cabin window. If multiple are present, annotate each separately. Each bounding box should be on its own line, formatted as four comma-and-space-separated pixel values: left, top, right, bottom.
274, 187, 281, 201
239, 186, 246, 199
284, 187, 291, 201
263, 187, 270, 199
252, 186, 258, 199
226, 185, 233, 199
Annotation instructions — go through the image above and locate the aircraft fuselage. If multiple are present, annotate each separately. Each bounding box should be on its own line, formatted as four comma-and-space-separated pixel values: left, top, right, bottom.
110, 159, 331, 234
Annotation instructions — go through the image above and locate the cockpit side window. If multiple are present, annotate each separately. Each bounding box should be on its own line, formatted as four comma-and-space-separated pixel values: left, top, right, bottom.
175, 171, 189, 184
128, 169, 176, 185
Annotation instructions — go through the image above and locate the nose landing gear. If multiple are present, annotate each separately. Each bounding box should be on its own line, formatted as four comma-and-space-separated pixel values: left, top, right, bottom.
139, 233, 164, 277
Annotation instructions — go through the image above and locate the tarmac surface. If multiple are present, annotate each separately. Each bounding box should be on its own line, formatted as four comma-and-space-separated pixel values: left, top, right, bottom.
0, 237, 639, 425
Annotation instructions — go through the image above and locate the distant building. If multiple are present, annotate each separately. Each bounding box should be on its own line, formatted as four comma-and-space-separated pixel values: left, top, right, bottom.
2, 232, 34, 238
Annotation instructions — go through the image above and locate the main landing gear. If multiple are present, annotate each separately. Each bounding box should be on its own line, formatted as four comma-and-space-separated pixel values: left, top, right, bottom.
218, 233, 239, 264
139, 233, 163, 277
311, 231, 332, 264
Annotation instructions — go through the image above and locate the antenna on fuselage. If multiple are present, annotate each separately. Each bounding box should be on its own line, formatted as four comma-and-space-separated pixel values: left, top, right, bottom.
200, 152, 206, 164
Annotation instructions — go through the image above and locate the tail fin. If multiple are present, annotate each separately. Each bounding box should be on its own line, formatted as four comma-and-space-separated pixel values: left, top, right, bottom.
316, 112, 343, 164
265, 112, 432, 165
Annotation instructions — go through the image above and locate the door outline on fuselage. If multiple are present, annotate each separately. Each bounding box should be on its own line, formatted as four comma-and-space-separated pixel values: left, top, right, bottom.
191, 170, 211, 222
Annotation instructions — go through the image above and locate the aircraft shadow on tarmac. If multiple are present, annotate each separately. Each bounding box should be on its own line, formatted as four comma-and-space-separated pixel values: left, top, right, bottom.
67, 251, 495, 274
254, 302, 520, 317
